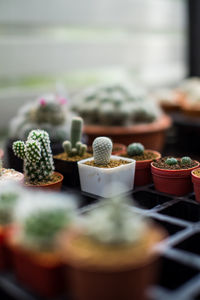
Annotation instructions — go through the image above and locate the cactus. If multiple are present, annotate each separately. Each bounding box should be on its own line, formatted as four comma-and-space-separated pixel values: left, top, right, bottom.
13, 129, 54, 183
127, 143, 144, 156
62, 117, 87, 157
181, 156, 192, 165
165, 157, 178, 166
92, 137, 113, 165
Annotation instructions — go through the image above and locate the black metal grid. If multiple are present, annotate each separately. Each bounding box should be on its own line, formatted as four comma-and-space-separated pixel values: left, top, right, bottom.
1, 185, 200, 300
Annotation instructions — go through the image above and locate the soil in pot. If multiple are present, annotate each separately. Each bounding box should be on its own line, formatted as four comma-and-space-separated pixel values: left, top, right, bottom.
151, 157, 199, 196
192, 168, 200, 202
54, 152, 92, 188
25, 172, 63, 191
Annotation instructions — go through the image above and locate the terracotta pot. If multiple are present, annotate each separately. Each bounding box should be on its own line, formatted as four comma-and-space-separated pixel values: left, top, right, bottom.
192, 168, 200, 202
60, 226, 165, 300
83, 114, 171, 151
0, 225, 13, 271
9, 241, 65, 298
25, 172, 63, 191
151, 161, 200, 196
133, 150, 161, 186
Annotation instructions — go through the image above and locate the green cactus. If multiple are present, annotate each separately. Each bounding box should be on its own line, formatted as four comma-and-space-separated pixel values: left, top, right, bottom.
13, 129, 54, 183
165, 157, 178, 166
62, 117, 87, 157
92, 137, 113, 165
181, 156, 192, 165
127, 143, 144, 156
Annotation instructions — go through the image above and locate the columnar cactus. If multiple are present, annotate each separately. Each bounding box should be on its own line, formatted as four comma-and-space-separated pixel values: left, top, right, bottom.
93, 137, 113, 165
13, 130, 54, 183
62, 117, 87, 157
127, 143, 144, 156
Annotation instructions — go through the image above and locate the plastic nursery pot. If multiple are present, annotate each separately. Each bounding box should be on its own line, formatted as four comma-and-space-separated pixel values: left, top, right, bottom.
25, 172, 63, 191
78, 155, 135, 198
60, 226, 166, 300
191, 168, 200, 202
151, 162, 200, 196
83, 114, 171, 151
88, 143, 127, 156
9, 243, 66, 299
0, 225, 13, 271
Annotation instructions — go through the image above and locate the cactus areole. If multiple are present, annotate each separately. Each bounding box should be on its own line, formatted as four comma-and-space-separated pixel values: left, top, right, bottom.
13, 130, 54, 183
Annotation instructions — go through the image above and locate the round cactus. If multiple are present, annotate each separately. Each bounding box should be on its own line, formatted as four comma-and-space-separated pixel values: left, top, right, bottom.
165, 157, 178, 166
181, 156, 192, 165
93, 137, 113, 165
127, 143, 144, 156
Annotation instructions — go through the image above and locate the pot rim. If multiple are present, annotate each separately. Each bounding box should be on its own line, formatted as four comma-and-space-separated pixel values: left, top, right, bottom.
192, 168, 200, 180
25, 171, 63, 188
151, 160, 199, 175
121, 150, 161, 164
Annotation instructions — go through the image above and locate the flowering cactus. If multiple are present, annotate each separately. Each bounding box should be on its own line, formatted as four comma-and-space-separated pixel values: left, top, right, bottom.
63, 117, 87, 157
13, 130, 54, 183
92, 137, 113, 165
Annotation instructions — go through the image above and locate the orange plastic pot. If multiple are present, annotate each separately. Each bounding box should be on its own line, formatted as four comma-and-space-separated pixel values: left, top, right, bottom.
151, 162, 199, 196
83, 114, 171, 151
192, 168, 200, 202
25, 172, 63, 191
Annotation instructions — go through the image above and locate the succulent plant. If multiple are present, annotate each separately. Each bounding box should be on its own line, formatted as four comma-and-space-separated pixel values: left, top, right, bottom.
13, 129, 54, 183
81, 195, 147, 245
62, 117, 87, 157
127, 143, 144, 156
93, 137, 113, 165
72, 84, 162, 126
181, 156, 192, 165
165, 157, 178, 166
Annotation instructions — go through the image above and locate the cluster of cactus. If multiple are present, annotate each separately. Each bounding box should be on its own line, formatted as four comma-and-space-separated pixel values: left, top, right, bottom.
82, 195, 146, 244
127, 143, 144, 156
13, 129, 54, 183
165, 156, 192, 166
92, 137, 113, 165
9, 94, 71, 142
72, 84, 161, 126
63, 117, 87, 157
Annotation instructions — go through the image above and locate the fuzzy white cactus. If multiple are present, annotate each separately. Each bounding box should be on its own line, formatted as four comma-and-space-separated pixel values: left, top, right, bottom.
92, 137, 113, 165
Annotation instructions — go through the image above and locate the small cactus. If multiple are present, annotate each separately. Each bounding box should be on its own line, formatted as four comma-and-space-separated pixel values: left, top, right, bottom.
181, 156, 192, 165
165, 157, 178, 166
63, 117, 87, 157
93, 137, 113, 165
127, 143, 144, 156
13, 129, 54, 183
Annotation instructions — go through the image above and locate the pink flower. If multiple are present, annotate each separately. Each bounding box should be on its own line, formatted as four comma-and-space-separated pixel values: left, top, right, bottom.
58, 97, 67, 105
39, 98, 46, 106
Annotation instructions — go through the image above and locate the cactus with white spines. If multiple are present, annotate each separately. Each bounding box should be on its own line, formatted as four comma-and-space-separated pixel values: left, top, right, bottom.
13, 129, 54, 183
92, 137, 113, 165
62, 117, 87, 157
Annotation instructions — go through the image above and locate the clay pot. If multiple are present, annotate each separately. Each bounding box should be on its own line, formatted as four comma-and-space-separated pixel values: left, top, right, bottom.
151, 162, 200, 196
192, 168, 200, 202
134, 150, 161, 186
60, 226, 165, 300
25, 172, 63, 191
0, 225, 13, 271
83, 114, 171, 151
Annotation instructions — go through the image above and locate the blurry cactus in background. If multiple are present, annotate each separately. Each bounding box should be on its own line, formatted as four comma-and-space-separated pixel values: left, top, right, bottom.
13, 130, 54, 183
72, 83, 162, 126
92, 137, 113, 165
127, 143, 144, 156
63, 117, 87, 157
0, 158, 2, 176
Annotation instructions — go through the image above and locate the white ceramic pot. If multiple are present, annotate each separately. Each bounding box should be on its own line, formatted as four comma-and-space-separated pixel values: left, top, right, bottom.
78, 155, 136, 198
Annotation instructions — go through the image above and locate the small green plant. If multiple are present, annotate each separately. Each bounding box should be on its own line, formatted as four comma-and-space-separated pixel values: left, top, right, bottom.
13, 129, 54, 183
63, 117, 87, 157
165, 157, 178, 166
181, 156, 192, 165
92, 137, 113, 165
127, 143, 144, 156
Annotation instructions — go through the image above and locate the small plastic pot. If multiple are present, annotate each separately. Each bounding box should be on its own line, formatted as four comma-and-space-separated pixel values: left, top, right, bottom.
151, 162, 199, 196
78, 155, 136, 198
25, 172, 63, 191
54, 158, 80, 188
192, 168, 200, 202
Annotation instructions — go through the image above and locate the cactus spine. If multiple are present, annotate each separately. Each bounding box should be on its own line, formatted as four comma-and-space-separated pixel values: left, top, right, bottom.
63, 117, 87, 157
92, 137, 113, 165
13, 129, 54, 183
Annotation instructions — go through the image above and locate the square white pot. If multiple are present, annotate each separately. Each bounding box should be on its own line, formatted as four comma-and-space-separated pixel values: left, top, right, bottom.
78, 155, 136, 198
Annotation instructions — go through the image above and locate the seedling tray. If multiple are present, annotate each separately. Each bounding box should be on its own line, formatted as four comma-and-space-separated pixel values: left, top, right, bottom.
1, 185, 200, 300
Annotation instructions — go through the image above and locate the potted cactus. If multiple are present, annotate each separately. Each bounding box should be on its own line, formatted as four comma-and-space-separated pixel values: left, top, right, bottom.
151, 156, 199, 196
0, 157, 24, 183
54, 117, 91, 188
121, 143, 161, 186
78, 136, 135, 197
191, 168, 200, 202
12, 129, 63, 190
72, 83, 171, 150
9, 192, 76, 298
60, 195, 166, 300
